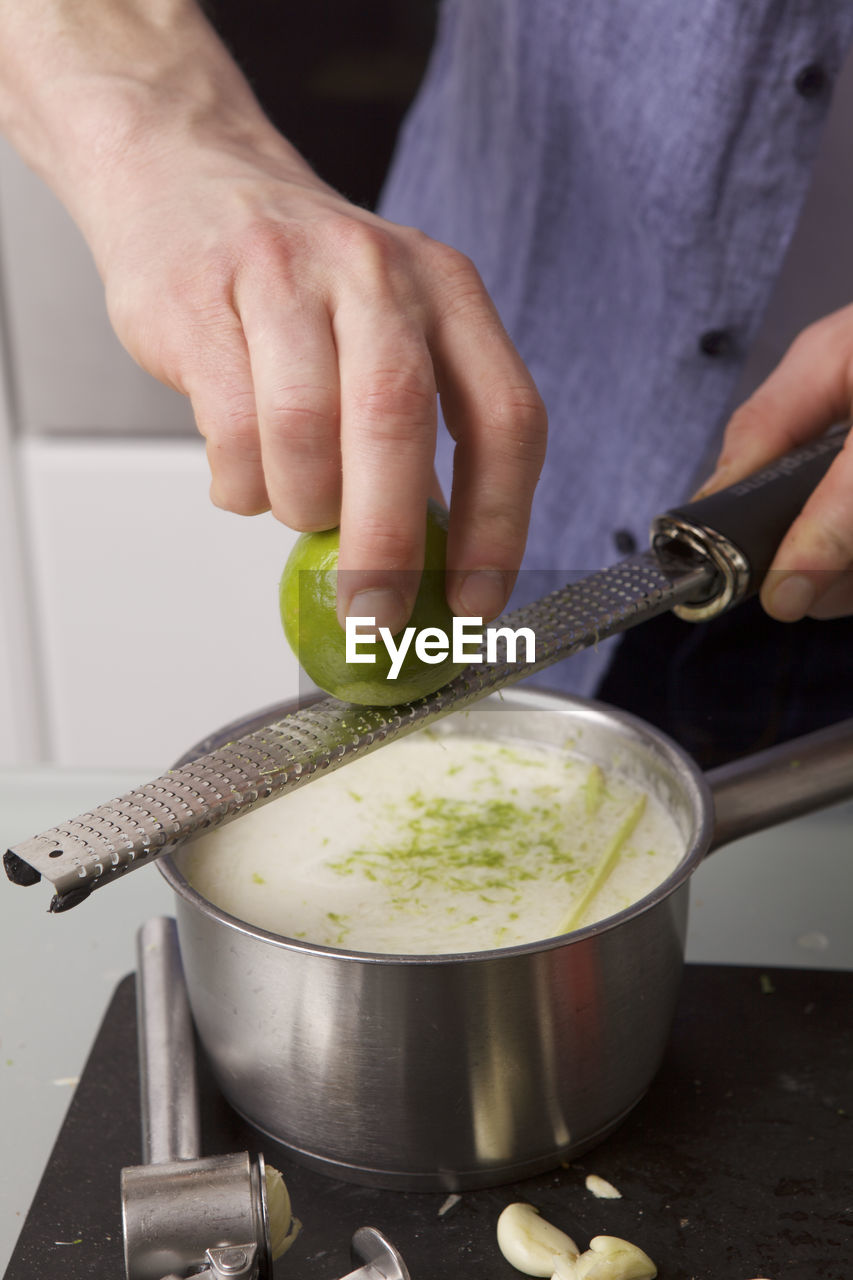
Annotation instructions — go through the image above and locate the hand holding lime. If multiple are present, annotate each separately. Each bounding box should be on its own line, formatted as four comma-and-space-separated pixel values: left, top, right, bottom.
280, 502, 466, 704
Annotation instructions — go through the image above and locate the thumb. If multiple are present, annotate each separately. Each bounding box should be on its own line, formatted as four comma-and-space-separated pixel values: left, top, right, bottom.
695, 306, 853, 497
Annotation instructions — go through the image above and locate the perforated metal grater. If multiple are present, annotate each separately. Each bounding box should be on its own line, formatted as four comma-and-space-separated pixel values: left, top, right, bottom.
4, 428, 847, 911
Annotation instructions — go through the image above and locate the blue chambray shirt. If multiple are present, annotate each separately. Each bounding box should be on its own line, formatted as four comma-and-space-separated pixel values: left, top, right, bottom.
378, 0, 853, 696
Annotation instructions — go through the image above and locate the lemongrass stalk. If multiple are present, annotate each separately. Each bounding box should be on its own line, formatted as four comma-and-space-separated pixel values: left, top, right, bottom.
561, 795, 646, 933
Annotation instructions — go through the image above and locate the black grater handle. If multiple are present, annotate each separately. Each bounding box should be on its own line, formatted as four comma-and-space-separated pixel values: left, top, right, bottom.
651, 425, 848, 619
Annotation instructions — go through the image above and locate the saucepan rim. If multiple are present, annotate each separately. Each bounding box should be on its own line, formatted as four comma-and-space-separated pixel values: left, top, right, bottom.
158, 687, 714, 965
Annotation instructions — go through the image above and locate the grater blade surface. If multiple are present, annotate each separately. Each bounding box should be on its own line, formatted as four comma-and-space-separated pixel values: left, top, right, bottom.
5, 551, 712, 909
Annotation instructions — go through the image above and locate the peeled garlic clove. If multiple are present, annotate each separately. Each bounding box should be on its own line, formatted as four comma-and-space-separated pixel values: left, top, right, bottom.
585, 1174, 622, 1199
496, 1202, 580, 1276
264, 1164, 301, 1260
551, 1256, 583, 1280
570, 1236, 657, 1280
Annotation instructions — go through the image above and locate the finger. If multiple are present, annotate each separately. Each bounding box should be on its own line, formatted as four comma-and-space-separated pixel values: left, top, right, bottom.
240, 294, 342, 531
427, 255, 547, 620
760, 431, 853, 620
806, 571, 853, 618
335, 301, 438, 633
696, 306, 853, 496
184, 327, 270, 515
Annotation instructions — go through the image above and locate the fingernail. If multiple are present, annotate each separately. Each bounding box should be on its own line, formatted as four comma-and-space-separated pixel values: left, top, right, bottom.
806, 573, 853, 619
342, 587, 409, 635
766, 573, 816, 622
457, 569, 508, 620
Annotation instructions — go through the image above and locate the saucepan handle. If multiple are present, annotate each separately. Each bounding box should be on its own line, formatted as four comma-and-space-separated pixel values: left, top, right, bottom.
705, 716, 853, 853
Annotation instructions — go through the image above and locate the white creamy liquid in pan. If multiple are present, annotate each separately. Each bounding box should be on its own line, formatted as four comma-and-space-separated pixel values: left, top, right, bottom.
179, 730, 684, 954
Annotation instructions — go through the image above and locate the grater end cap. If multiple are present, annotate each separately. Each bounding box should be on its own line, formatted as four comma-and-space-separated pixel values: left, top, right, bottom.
3, 849, 41, 887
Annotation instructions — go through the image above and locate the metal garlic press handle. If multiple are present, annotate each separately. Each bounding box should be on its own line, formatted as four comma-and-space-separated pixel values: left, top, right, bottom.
136, 916, 201, 1165
132, 929, 409, 1280
652, 423, 847, 620
121, 917, 272, 1280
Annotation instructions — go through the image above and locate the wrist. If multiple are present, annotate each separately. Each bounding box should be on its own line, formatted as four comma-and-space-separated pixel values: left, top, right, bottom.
0, 2, 316, 254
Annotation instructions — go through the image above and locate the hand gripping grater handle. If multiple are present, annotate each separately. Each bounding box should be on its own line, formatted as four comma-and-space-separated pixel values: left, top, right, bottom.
652, 422, 850, 619
5, 427, 847, 910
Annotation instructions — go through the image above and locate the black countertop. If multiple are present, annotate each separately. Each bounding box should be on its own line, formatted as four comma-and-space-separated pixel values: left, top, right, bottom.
5, 965, 851, 1280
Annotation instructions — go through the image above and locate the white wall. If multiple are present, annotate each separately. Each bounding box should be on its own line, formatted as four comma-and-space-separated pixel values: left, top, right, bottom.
0, 138, 195, 437
21, 437, 300, 767
0, 303, 44, 763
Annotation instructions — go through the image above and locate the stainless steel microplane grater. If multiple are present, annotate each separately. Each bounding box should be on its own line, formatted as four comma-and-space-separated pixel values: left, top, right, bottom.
5, 427, 847, 911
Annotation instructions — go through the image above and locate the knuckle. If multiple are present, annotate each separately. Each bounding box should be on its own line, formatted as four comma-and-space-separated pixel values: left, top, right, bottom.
196, 391, 260, 455
352, 368, 436, 437
174, 264, 233, 320
349, 517, 422, 571
793, 307, 851, 355
109, 278, 242, 394
721, 394, 795, 459
785, 472, 853, 569
270, 500, 339, 534
785, 310, 853, 392
212, 488, 269, 518
263, 387, 340, 449
327, 218, 471, 307
427, 240, 479, 284
459, 505, 529, 567
430, 248, 494, 320
235, 220, 300, 282
481, 505, 528, 544
789, 316, 826, 355
809, 518, 853, 566
268, 462, 342, 532
483, 388, 549, 464
326, 215, 404, 281
724, 396, 769, 443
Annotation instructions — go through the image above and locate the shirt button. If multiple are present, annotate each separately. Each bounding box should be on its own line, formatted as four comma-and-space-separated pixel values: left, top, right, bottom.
613, 528, 637, 555
794, 63, 828, 98
698, 328, 734, 357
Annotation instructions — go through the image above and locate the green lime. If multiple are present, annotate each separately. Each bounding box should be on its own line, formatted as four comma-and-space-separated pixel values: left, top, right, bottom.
280, 502, 466, 705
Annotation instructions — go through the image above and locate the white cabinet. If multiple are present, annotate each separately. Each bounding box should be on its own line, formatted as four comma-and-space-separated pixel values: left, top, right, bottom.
0, 345, 42, 763
0, 141, 301, 768
21, 437, 301, 768
0, 138, 194, 437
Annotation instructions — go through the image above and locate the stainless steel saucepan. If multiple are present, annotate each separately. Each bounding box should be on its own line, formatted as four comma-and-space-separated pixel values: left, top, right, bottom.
159, 688, 853, 1192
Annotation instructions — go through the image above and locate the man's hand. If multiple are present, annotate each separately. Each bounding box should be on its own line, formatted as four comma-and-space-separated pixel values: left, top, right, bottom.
95, 146, 547, 634
697, 305, 853, 621
0, 1, 546, 634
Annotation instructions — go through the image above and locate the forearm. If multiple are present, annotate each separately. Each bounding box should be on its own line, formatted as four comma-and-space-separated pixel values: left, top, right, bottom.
0, 0, 315, 251
0, 1, 548, 631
